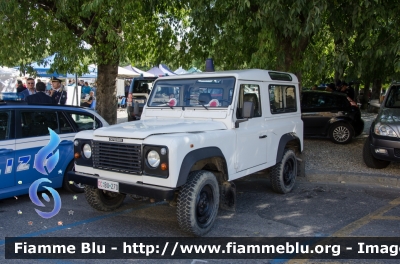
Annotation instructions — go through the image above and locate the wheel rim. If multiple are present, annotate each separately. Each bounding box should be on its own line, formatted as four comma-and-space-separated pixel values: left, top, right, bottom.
196, 184, 215, 228
332, 126, 350, 142
283, 157, 296, 186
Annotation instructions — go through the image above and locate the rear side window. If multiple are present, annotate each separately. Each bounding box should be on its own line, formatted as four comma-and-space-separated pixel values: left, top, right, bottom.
20, 111, 58, 138
0, 111, 10, 140
66, 112, 100, 131
269, 85, 297, 113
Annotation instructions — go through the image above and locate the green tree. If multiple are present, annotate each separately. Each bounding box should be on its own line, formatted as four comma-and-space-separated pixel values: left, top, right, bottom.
179, 0, 328, 85
0, 0, 184, 124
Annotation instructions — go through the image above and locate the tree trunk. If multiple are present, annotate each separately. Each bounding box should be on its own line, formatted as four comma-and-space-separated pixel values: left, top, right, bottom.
362, 81, 370, 110
96, 64, 118, 124
354, 83, 360, 103
371, 79, 382, 100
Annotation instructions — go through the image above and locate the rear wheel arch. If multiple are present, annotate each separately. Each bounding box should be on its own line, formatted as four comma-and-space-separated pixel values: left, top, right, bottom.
276, 133, 302, 164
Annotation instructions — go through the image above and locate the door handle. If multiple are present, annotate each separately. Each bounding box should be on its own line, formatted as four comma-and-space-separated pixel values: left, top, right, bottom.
259, 135, 267, 139
0, 149, 13, 154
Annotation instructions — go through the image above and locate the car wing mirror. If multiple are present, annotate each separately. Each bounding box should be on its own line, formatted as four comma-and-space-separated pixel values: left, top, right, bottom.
242, 101, 254, 118
235, 101, 254, 128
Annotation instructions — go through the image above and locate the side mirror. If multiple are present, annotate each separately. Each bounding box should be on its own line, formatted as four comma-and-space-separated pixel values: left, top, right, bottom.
235, 101, 254, 128
242, 101, 254, 118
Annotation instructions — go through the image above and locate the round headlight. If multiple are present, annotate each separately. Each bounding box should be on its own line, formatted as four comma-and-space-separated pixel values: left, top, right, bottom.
83, 144, 92, 159
147, 150, 160, 168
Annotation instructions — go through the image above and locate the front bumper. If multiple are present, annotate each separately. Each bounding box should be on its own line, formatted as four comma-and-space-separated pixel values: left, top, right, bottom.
354, 119, 365, 137
68, 171, 177, 200
369, 134, 400, 162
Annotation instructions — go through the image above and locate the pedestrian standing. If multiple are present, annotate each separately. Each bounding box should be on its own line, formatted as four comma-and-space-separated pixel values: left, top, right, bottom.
26, 82, 53, 104
20, 78, 36, 100
49, 77, 67, 105
339, 82, 355, 101
16, 80, 26, 93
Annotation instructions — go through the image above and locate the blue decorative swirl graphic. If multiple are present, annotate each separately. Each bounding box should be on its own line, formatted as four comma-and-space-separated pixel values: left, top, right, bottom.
34, 128, 60, 175
29, 178, 62, 219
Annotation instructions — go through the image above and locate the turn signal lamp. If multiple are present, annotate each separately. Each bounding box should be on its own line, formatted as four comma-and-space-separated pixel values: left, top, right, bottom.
161, 163, 168, 171
74, 152, 80, 159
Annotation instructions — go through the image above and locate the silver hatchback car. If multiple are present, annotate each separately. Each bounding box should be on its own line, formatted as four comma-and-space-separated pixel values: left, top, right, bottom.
363, 82, 400, 168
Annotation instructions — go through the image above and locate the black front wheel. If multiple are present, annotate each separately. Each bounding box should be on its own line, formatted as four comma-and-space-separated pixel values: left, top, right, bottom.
177, 170, 220, 236
84, 185, 126, 211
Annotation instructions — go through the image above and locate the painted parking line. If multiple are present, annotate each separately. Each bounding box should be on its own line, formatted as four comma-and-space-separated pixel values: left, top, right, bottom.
0, 201, 166, 246
286, 196, 400, 264
332, 197, 400, 237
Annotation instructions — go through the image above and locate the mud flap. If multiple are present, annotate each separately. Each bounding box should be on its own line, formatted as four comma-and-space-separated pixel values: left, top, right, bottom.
219, 181, 236, 211
297, 152, 306, 178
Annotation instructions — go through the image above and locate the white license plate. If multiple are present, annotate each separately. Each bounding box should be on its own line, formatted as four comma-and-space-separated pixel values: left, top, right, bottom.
98, 179, 119, 192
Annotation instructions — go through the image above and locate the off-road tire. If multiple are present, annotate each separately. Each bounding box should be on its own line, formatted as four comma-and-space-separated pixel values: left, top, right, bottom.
84, 185, 126, 211
177, 170, 219, 236
363, 138, 390, 169
329, 122, 354, 144
63, 161, 84, 193
271, 149, 297, 194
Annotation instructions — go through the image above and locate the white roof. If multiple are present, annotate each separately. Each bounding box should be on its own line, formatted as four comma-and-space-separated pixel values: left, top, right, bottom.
158, 69, 298, 83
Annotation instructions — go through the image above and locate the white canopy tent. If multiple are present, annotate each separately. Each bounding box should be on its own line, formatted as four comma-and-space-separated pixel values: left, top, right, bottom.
0, 66, 20, 93
117, 66, 140, 78
174, 67, 188, 74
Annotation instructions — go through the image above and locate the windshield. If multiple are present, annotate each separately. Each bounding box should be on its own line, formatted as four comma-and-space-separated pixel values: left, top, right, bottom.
385, 86, 400, 108
148, 77, 236, 108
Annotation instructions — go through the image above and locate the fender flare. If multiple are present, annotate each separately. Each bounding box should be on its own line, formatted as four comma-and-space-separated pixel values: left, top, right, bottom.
276, 133, 302, 164
177, 147, 227, 187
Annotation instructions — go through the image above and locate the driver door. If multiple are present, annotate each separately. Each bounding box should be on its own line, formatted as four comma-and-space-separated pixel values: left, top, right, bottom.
234, 82, 267, 171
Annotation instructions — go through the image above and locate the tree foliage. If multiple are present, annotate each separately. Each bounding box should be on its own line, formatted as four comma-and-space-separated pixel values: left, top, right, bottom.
0, 0, 184, 124
1, 0, 400, 119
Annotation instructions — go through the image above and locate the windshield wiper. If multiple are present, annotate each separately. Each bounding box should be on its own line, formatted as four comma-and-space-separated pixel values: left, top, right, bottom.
152, 101, 174, 109
198, 101, 208, 110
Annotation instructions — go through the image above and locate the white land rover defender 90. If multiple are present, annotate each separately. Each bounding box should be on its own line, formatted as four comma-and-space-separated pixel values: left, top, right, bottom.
69, 69, 304, 236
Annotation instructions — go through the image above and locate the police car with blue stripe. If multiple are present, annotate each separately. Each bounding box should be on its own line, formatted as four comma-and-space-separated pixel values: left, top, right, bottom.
0, 94, 108, 199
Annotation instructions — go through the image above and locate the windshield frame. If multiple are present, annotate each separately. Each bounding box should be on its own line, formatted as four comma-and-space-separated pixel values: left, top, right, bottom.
147, 76, 236, 109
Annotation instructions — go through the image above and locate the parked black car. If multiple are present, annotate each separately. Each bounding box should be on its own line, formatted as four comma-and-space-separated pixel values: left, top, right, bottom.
363, 82, 400, 168
301, 91, 364, 144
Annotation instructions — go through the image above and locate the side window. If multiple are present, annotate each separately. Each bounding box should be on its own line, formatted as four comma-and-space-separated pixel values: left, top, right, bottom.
67, 112, 99, 131
20, 111, 57, 138
236, 84, 262, 118
58, 112, 74, 134
302, 93, 340, 108
269, 85, 297, 114
385, 86, 400, 107
0, 111, 10, 140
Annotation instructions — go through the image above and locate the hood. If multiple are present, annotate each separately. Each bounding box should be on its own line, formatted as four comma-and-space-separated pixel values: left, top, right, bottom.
377, 108, 400, 135
93, 118, 227, 139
